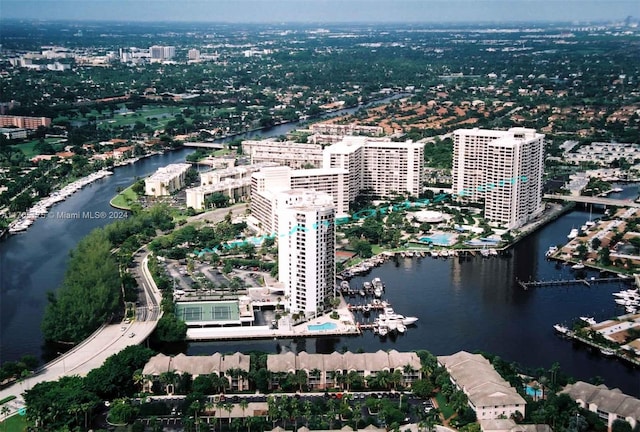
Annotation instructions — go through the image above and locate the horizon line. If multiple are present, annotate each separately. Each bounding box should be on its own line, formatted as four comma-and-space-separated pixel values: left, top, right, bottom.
0, 17, 632, 25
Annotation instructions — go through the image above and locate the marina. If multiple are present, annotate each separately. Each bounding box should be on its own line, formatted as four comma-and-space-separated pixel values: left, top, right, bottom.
553, 312, 640, 366
7, 169, 114, 234
2, 146, 639, 396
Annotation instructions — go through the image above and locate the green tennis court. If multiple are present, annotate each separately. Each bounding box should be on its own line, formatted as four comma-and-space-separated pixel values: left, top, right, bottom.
175, 301, 240, 324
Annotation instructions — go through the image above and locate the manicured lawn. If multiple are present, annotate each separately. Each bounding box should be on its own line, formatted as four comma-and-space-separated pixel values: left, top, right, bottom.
11, 138, 63, 159
435, 392, 455, 419
0, 414, 29, 432
110, 184, 138, 210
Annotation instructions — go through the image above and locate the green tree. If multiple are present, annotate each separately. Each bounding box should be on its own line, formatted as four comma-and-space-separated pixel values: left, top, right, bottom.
42, 228, 122, 343
153, 314, 187, 343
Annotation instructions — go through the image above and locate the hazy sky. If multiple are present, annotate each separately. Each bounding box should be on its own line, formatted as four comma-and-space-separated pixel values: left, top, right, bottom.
1, 0, 638, 23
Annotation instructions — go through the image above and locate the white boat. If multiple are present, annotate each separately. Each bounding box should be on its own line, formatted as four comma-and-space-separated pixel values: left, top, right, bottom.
480, 249, 490, 258
363, 304, 371, 313
613, 289, 638, 298
489, 248, 498, 256
396, 324, 407, 334
600, 348, 616, 356
579, 316, 597, 325
379, 307, 419, 325
373, 286, 383, 298
545, 246, 558, 257
611, 187, 624, 193
553, 324, 570, 334
571, 263, 585, 270
615, 298, 639, 306
378, 325, 388, 337
340, 281, 350, 291
567, 228, 579, 240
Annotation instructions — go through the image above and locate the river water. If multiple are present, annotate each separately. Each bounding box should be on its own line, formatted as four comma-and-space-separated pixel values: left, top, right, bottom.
1, 108, 638, 396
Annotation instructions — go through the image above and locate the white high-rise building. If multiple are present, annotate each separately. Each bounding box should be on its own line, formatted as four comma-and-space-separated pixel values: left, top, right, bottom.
323, 136, 424, 200
452, 127, 545, 229
277, 190, 336, 317
250, 166, 348, 233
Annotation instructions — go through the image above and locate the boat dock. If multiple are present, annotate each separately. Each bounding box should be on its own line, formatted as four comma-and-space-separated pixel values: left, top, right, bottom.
555, 327, 640, 367
517, 277, 629, 290
348, 301, 389, 312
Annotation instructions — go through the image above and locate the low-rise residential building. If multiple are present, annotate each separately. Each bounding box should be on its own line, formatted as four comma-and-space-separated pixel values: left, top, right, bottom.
563, 142, 640, 167
0, 127, 27, 139
142, 352, 250, 393
144, 163, 191, 197
242, 139, 324, 169
309, 122, 384, 137
562, 381, 640, 430
438, 351, 527, 420
266, 350, 422, 390
0, 115, 51, 130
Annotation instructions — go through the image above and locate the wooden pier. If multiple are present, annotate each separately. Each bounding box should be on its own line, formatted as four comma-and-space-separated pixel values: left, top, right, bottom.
517, 277, 629, 290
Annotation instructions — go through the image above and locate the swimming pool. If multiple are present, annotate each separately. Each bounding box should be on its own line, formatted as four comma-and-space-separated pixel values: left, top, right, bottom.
419, 233, 456, 246
307, 322, 337, 331
524, 385, 543, 398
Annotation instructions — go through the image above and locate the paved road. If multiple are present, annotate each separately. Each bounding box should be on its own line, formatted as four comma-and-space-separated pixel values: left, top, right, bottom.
0, 204, 249, 420
0, 250, 162, 419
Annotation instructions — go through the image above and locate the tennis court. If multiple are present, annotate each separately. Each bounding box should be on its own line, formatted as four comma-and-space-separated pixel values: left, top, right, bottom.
175, 301, 240, 325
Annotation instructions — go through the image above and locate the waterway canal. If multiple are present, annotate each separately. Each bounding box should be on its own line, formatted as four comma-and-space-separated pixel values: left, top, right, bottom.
1, 117, 638, 396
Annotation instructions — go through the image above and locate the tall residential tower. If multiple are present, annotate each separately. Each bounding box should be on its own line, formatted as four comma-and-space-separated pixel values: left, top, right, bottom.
277, 190, 336, 317
452, 127, 545, 229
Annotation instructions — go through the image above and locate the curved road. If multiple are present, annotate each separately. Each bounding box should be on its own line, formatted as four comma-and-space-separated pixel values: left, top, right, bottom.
0, 250, 161, 419
0, 203, 249, 420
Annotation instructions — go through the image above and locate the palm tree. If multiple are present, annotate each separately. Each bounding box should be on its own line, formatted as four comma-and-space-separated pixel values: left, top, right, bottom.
294, 369, 308, 392
303, 400, 313, 428
329, 370, 342, 389
239, 398, 249, 419
224, 402, 234, 425
159, 371, 178, 395
376, 370, 392, 390
216, 400, 226, 431
346, 370, 360, 392
132, 369, 144, 393
403, 364, 417, 387
310, 368, 322, 389
391, 369, 403, 390
450, 391, 469, 414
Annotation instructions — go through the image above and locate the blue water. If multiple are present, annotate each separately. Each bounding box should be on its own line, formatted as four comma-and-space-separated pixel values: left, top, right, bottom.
308, 322, 338, 331
419, 233, 456, 246
525, 385, 543, 398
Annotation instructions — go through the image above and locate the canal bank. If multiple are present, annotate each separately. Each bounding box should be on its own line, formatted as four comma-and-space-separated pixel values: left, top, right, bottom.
0, 94, 405, 366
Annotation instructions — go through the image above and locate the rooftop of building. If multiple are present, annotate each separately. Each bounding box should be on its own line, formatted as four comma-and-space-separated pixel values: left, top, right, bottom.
561, 381, 640, 420
438, 351, 526, 408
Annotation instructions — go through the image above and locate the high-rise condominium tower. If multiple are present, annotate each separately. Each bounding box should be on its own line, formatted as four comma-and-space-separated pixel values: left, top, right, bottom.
452, 127, 545, 229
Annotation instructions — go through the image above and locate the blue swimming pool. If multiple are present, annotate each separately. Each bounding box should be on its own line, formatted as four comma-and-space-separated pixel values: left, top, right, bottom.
419, 233, 456, 246
307, 322, 337, 331
524, 385, 543, 398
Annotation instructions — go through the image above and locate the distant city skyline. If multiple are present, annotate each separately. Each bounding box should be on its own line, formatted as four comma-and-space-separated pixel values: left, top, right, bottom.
1, 0, 637, 23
